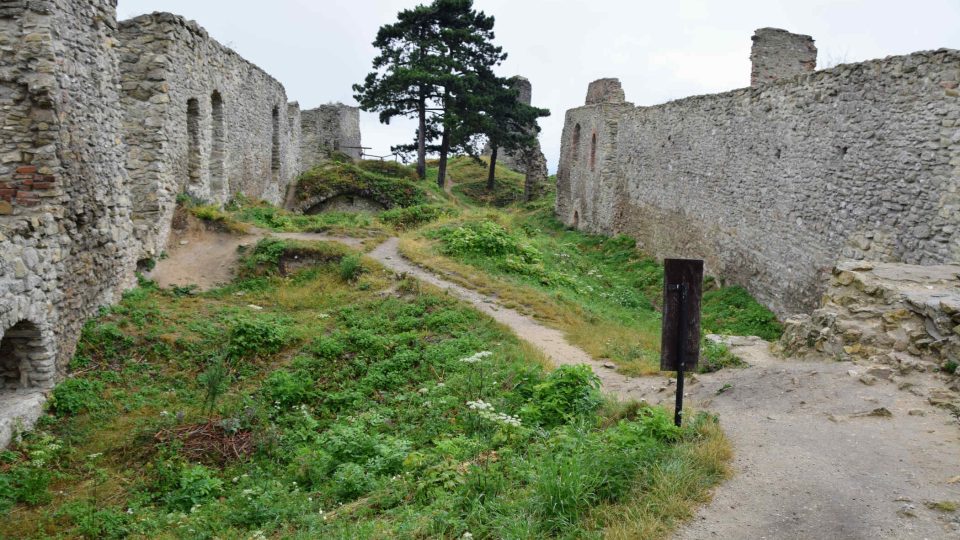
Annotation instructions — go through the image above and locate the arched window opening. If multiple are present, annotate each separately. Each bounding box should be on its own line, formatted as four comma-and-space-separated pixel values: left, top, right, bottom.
571, 124, 581, 163
187, 98, 201, 185
0, 320, 47, 391
271, 106, 281, 178
590, 132, 597, 171
572, 210, 580, 228
210, 91, 225, 194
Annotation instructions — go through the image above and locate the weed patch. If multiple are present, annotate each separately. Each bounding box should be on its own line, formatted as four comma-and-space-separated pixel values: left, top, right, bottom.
0, 251, 729, 539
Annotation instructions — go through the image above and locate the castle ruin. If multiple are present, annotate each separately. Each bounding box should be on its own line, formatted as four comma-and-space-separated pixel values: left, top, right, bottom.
0, 0, 360, 445
557, 28, 960, 317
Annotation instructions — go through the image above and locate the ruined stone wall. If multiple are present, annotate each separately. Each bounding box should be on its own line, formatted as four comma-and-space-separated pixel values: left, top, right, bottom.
557, 50, 960, 316
300, 104, 362, 169
119, 13, 301, 257
750, 28, 817, 86
0, 0, 135, 400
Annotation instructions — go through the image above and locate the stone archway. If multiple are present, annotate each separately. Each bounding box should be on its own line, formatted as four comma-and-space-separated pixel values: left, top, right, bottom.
305, 193, 387, 214
0, 320, 54, 391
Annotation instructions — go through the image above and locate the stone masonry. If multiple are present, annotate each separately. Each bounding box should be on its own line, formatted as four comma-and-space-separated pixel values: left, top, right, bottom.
0, 0, 137, 445
750, 27, 817, 86
779, 261, 959, 371
556, 30, 960, 317
300, 103, 363, 167
119, 13, 303, 258
0, 2, 359, 446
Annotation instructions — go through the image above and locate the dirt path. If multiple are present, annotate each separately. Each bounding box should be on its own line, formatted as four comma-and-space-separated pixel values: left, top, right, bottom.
148, 228, 363, 290
366, 238, 960, 540
153, 232, 960, 538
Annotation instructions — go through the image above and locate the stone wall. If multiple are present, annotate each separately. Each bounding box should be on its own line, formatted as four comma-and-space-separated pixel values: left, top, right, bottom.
0, 3, 361, 446
300, 104, 362, 168
750, 28, 817, 86
779, 261, 959, 369
557, 43, 960, 317
119, 13, 302, 257
0, 0, 136, 443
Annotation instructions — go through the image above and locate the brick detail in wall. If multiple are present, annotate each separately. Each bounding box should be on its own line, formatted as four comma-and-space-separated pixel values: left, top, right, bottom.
0, 166, 57, 213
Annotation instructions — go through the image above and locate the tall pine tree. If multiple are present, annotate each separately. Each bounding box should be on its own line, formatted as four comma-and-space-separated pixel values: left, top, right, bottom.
353, 3, 444, 179
354, 0, 507, 189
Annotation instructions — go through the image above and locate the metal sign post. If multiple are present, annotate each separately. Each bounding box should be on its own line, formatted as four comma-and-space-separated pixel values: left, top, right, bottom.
660, 259, 704, 427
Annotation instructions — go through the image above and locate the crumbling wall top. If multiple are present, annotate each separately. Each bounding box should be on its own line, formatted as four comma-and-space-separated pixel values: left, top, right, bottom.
751, 27, 817, 86
585, 78, 626, 105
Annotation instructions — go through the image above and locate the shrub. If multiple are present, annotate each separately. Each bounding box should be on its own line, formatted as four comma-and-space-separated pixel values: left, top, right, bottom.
57, 501, 131, 540
521, 365, 602, 428
226, 316, 290, 360
76, 321, 134, 364
437, 221, 542, 266
379, 204, 454, 230
263, 369, 316, 408
163, 464, 224, 512
197, 353, 231, 414
332, 462, 372, 501
50, 378, 106, 416
0, 465, 53, 509
288, 447, 335, 489
698, 340, 747, 373
338, 254, 363, 282
944, 360, 958, 375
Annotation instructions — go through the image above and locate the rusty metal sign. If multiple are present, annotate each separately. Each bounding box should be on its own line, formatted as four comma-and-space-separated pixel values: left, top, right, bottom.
660, 258, 704, 426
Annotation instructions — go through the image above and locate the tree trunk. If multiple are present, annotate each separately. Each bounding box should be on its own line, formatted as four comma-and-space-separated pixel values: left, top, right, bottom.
487, 145, 497, 191
437, 124, 450, 189
416, 90, 427, 180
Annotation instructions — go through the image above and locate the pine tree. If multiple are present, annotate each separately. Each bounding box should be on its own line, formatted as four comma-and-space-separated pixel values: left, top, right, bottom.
353, 3, 444, 179
475, 75, 549, 190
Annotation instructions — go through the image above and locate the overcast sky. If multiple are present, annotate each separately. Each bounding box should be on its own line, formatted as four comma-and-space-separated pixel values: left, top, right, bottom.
117, 0, 960, 172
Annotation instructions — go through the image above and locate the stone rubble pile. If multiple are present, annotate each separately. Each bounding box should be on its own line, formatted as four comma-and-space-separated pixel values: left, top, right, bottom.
779, 261, 960, 398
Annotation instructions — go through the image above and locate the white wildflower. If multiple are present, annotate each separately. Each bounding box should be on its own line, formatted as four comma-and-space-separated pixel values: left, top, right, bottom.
462, 532, 474, 540
318, 313, 330, 319
459, 351, 492, 364
466, 400, 494, 411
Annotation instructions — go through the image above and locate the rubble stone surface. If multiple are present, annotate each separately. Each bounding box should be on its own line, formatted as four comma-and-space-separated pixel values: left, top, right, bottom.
557, 34, 960, 316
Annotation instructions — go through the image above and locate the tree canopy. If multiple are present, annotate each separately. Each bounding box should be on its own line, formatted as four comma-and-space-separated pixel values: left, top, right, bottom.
354, 0, 548, 190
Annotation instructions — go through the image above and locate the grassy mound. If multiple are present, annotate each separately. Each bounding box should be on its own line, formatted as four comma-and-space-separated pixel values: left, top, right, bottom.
0, 250, 729, 539
296, 162, 426, 210
356, 159, 418, 180
403, 205, 781, 376
445, 156, 526, 207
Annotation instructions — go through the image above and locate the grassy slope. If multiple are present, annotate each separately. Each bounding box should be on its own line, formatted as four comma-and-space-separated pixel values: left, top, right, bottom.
0, 240, 728, 539
400, 159, 780, 376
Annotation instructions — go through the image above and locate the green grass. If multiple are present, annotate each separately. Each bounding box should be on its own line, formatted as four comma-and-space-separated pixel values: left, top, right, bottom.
230, 196, 383, 235
0, 247, 728, 539
401, 199, 780, 375
296, 161, 427, 210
